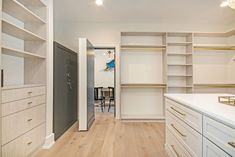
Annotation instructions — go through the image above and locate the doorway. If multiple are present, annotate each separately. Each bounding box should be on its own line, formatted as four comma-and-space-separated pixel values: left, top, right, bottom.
94, 48, 116, 117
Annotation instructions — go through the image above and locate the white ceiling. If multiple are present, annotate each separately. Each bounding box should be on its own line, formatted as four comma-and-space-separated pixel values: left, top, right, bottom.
54, 0, 235, 26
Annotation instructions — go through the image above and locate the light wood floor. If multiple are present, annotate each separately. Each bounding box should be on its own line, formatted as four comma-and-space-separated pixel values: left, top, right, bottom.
35, 112, 168, 157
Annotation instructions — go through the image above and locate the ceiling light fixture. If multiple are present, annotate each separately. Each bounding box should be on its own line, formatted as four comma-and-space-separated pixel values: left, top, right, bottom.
96, 0, 103, 6
220, 0, 235, 9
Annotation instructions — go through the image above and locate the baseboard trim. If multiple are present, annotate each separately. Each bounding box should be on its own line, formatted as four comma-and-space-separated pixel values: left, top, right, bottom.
42, 133, 55, 149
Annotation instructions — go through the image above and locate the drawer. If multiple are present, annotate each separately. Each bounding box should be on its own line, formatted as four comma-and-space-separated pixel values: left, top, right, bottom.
2, 95, 45, 117
166, 111, 202, 157
2, 104, 45, 145
203, 116, 235, 156
2, 124, 45, 157
166, 98, 203, 133
2, 86, 46, 103
203, 137, 231, 157
166, 127, 191, 157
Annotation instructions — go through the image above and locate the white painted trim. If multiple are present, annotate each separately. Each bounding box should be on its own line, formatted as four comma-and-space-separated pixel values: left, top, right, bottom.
78, 38, 88, 131
93, 43, 121, 119
45, 0, 54, 149
42, 133, 55, 149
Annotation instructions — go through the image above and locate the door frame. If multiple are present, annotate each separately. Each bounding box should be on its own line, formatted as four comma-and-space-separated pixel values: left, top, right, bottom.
93, 43, 121, 119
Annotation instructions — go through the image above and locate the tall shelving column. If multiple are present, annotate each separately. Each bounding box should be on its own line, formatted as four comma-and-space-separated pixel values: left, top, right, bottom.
193, 31, 235, 93
1, 0, 48, 156
166, 33, 193, 93
120, 32, 167, 120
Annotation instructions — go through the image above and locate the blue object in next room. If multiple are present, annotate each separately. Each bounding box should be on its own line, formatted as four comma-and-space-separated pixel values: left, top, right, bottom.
105, 59, 115, 71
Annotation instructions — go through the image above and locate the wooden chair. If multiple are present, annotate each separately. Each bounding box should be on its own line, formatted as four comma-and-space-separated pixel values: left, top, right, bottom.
108, 87, 115, 112
94, 87, 105, 112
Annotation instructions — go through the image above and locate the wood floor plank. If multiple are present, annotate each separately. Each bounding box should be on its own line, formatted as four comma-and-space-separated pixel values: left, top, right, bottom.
35, 112, 168, 157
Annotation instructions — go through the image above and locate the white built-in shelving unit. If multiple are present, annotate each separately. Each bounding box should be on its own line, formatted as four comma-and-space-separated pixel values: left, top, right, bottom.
166, 32, 193, 93
0, 0, 48, 156
120, 30, 235, 120
120, 32, 167, 120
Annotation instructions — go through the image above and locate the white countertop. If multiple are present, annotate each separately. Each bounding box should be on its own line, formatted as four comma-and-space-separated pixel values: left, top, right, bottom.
164, 94, 235, 129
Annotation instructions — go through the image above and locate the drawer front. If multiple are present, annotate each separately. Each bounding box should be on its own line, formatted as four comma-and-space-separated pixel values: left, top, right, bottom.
2, 104, 45, 144
166, 98, 203, 133
24, 124, 45, 156
166, 111, 202, 157
203, 116, 235, 156
2, 95, 45, 117
2, 124, 45, 157
2, 86, 46, 103
166, 127, 191, 157
203, 137, 231, 157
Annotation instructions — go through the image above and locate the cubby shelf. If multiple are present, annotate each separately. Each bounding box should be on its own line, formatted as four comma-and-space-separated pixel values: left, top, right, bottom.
2, 46, 46, 59
121, 83, 166, 88
3, 0, 46, 23
2, 19, 46, 41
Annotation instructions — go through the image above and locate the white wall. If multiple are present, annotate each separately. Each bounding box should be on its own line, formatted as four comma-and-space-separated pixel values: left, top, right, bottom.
54, 21, 232, 52
95, 49, 114, 87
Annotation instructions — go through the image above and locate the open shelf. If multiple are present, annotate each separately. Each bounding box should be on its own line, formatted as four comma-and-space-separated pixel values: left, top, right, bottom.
3, 0, 46, 24
194, 44, 235, 50
168, 74, 192, 77
2, 84, 45, 90
2, 19, 46, 41
167, 42, 193, 46
168, 64, 192, 66
2, 46, 46, 59
121, 83, 166, 88
168, 85, 193, 88
19, 0, 46, 7
121, 44, 166, 50
167, 53, 192, 56
194, 84, 235, 88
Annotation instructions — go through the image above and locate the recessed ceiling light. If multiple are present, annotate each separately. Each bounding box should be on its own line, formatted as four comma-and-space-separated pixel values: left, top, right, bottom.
96, 0, 103, 6
220, 1, 229, 7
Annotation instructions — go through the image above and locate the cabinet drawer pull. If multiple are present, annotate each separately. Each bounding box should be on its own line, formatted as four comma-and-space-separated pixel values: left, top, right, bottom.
228, 142, 235, 148
171, 145, 180, 157
171, 124, 186, 137
170, 107, 186, 116
28, 92, 32, 94
27, 119, 33, 122
28, 102, 33, 104
27, 142, 32, 145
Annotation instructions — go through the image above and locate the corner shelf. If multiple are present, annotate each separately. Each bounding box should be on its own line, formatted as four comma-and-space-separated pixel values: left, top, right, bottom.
2, 19, 46, 41
2, 46, 46, 59
3, 0, 46, 24
121, 83, 166, 88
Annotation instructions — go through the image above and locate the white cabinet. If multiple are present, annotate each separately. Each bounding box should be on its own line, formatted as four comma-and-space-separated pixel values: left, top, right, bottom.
203, 116, 235, 156
165, 97, 235, 157
203, 138, 231, 157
